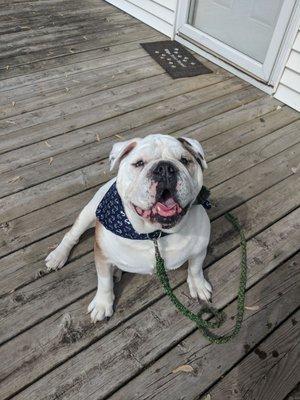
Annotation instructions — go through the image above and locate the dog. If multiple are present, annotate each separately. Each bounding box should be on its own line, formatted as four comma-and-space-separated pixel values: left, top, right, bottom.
46, 134, 211, 322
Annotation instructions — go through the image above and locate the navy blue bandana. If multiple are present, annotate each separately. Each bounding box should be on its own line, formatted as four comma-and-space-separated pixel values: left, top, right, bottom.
96, 183, 211, 241
96, 182, 169, 240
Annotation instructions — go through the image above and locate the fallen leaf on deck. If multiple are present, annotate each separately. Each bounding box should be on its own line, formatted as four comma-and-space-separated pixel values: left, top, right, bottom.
12, 101, 16, 107
172, 364, 194, 374
115, 134, 123, 139
5, 65, 10, 70
291, 167, 298, 174
44, 141, 51, 147
83, 35, 87, 40
65, 87, 69, 92
49, 157, 53, 165
48, 243, 58, 250
8, 176, 21, 183
245, 305, 259, 311
96, 134, 100, 142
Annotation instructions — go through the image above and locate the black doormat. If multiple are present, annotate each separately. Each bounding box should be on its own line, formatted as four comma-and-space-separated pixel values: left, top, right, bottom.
140, 40, 212, 79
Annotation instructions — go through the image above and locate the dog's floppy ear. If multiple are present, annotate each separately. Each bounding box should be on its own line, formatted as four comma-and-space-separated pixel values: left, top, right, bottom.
109, 138, 140, 171
178, 137, 208, 170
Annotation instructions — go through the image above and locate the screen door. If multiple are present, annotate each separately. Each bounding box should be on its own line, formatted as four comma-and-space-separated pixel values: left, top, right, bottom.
177, 0, 296, 82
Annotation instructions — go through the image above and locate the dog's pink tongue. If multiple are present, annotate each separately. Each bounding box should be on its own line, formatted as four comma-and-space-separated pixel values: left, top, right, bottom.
155, 198, 180, 217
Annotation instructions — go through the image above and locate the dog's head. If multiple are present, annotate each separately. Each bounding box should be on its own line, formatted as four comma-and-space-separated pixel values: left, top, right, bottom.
110, 134, 207, 232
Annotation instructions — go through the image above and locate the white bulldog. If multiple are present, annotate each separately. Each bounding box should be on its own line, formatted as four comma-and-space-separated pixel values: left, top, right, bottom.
46, 134, 211, 322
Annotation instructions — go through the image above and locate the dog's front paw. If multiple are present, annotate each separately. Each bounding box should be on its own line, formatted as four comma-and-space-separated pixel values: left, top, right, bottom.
88, 293, 114, 323
187, 274, 212, 302
45, 245, 70, 271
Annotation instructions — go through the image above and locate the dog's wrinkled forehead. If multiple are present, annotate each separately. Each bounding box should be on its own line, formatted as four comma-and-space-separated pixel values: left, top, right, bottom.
137, 135, 184, 158
109, 134, 207, 170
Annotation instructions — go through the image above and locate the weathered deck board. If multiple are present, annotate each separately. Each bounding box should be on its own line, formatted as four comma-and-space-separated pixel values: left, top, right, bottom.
0, 34, 161, 81
1, 122, 299, 260
109, 256, 299, 400
0, 73, 230, 141
286, 384, 300, 400
1, 143, 299, 299
0, 25, 160, 72
0, 38, 163, 115
1, 209, 299, 399
203, 310, 300, 400
1, 172, 299, 343
0, 47, 150, 93
0, 75, 238, 155
2, 96, 296, 177
0, 81, 251, 193
0, 14, 143, 60
0, 1, 299, 399
0, 94, 284, 221
11, 248, 300, 400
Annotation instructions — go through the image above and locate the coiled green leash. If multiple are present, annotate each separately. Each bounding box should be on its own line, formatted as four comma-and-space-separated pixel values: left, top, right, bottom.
153, 212, 247, 344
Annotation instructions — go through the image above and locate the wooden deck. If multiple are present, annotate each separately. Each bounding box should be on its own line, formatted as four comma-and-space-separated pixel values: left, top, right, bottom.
0, 1, 299, 399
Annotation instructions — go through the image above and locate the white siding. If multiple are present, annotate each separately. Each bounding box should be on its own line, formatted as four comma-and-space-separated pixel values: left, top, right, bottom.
105, 0, 177, 37
275, 29, 300, 111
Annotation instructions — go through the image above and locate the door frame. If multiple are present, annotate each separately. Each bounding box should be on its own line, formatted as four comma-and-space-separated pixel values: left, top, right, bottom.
174, 0, 300, 91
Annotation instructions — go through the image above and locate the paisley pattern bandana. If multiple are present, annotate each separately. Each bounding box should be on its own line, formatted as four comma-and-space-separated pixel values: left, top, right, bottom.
96, 182, 169, 240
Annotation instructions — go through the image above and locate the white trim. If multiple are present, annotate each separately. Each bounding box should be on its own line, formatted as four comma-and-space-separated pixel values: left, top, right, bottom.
152, 0, 177, 12
175, 35, 275, 95
275, 83, 300, 110
286, 48, 300, 71
172, 0, 180, 39
269, 2, 300, 89
125, 0, 174, 24
106, 0, 174, 37
280, 67, 300, 91
175, 0, 299, 84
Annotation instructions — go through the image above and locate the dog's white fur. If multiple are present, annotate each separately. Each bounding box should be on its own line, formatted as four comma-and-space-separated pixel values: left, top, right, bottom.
46, 134, 211, 322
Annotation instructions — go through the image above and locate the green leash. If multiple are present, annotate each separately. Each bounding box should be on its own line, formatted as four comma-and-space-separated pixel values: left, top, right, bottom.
153, 212, 247, 344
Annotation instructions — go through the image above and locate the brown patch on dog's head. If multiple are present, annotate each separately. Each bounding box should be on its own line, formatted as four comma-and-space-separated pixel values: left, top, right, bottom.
178, 137, 207, 170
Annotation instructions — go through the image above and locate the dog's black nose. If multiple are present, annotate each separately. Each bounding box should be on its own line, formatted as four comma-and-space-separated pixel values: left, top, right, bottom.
152, 161, 178, 182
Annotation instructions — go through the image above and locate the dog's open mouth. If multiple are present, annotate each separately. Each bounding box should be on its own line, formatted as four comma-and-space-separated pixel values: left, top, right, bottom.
133, 190, 187, 227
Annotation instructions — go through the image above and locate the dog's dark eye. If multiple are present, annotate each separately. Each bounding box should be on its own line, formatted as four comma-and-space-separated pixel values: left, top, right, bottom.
133, 160, 144, 168
180, 156, 191, 166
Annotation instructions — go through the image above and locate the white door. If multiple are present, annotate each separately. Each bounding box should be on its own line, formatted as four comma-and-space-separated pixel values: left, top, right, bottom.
176, 0, 297, 82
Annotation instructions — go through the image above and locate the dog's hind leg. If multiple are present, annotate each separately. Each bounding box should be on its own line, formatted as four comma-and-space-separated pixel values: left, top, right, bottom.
45, 179, 115, 271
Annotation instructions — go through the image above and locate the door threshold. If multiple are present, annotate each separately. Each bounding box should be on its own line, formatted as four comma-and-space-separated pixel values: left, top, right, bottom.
175, 34, 276, 96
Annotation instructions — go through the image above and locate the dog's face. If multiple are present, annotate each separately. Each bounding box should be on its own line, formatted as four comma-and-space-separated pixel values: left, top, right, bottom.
110, 134, 207, 231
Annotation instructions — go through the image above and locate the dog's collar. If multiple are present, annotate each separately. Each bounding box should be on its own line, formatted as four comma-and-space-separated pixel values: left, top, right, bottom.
96, 182, 169, 240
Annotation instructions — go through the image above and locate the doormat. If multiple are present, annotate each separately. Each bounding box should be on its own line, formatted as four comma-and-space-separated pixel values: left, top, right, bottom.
140, 40, 212, 79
